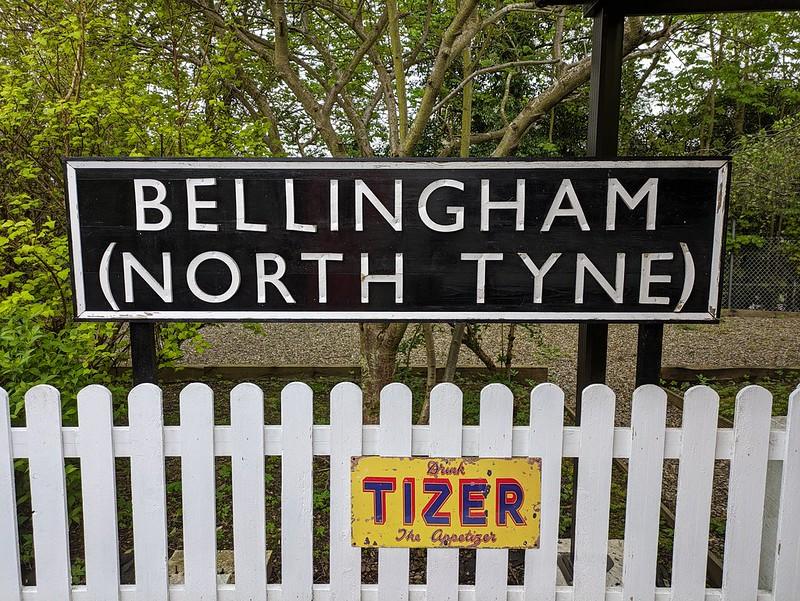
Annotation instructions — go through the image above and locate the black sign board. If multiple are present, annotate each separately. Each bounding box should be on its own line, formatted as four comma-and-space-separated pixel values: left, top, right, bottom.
65, 158, 729, 322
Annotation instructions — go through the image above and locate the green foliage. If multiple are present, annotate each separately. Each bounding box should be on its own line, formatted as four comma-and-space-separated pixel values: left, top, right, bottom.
671, 374, 798, 421
730, 115, 800, 243
0, 0, 238, 416
710, 516, 727, 538
0, 0, 253, 576
624, 13, 800, 157
396, 324, 427, 372
0, 217, 127, 421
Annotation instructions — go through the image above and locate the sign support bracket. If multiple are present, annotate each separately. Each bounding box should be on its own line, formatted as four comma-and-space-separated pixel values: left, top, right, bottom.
130, 322, 157, 385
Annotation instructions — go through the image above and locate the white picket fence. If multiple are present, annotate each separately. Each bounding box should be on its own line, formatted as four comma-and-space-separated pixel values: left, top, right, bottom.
1, 381, 799, 601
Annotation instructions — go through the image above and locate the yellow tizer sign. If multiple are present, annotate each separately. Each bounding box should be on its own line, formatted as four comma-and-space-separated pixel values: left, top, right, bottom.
351, 457, 541, 549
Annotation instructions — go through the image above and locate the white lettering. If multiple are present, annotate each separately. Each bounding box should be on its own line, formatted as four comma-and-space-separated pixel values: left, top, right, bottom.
360, 253, 403, 303
329, 180, 339, 231
518, 253, 561, 304
235, 178, 267, 232
355, 180, 402, 231
134, 179, 171, 231
575, 253, 625, 304
285, 179, 317, 233
301, 252, 343, 303
187, 178, 218, 231
122, 252, 172, 303
186, 251, 240, 303
480, 179, 525, 231
418, 179, 465, 232
461, 253, 503, 304
606, 178, 658, 231
541, 179, 589, 232
256, 253, 296, 303
639, 252, 672, 304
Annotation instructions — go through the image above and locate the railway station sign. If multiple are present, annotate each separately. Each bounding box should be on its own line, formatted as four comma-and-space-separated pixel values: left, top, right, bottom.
65, 158, 729, 322
351, 456, 542, 549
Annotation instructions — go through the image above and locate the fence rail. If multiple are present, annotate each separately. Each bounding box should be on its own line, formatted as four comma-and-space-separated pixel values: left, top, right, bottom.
1, 381, 799, 601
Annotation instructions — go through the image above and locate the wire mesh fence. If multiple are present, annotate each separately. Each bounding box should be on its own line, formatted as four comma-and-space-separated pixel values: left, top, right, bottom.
722, 235, 800, 312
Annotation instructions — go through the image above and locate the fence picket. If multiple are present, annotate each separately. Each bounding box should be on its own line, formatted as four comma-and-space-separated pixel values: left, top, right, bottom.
378, 383, 413, 601
572, 384, 615, 601
1, 380, 795, 601
230, 383, 266, 601
622, 385, 667, 600
671, 385, 719, 601
771, 387, 800, 600
0, 387, 22, 601
426, 383, 464, 601
78, 385, 120, 601
524, 383, 565, 601
722, 385, 773, 601
129, 384, 168, 601
180, 383, 218, 601
25, 385, 71, 599
330, 383, 363, 601
475, 384, 514, 601
282, 382, 314, 601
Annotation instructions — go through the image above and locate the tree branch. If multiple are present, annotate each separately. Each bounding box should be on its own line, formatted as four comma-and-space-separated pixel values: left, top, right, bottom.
437, 128, 507, 157
386, 0, 408, 142
401, 0, 479, 155
322, 10, 388, 115
491, 18, 674, 157
269, 0, 347, 156
432, 59, 560, 114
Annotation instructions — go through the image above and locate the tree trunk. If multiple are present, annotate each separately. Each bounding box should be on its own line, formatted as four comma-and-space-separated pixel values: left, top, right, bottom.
701, 27, 720, 153
359, 322, 408, 417
443, 323, 466, 382
418, 324, 437, 424
504, 323, 516, 380
463, 325, 498, 371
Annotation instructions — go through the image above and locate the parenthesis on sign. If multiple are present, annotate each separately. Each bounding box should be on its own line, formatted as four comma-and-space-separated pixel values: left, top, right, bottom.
674, 242, 695, 313
99, 242, 120, 310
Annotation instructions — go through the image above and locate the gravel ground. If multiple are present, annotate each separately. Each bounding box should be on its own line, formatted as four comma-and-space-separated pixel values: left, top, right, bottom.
181, 316, 799, 420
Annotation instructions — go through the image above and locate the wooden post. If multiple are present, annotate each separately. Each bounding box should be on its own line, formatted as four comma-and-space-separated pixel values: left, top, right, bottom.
130, 322, 157, 386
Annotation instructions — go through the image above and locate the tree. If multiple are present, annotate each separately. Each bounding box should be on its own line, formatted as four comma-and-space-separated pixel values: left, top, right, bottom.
0, 0, 246, 413
4, 0, 798, 413
731, 114, 800, 242
621, 12, 800, 156
155, 0, 678, 408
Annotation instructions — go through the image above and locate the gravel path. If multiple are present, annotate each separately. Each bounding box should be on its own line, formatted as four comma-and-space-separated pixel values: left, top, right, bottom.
181, 316, 799, 420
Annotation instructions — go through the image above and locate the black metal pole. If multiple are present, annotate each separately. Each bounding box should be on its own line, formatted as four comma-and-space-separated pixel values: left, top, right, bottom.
571, 3, 624, 570
635, 324, 664, 387
576, 2, 624, 397
130, 322, 158, 385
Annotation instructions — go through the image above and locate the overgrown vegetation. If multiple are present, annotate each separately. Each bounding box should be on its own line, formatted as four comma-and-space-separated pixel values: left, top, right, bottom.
669, 373, 799, 421
1, 0, 799, 585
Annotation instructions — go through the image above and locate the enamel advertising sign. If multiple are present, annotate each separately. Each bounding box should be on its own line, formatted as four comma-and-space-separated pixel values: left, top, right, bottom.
65, 158, 729, 322
350, 456, 542, 549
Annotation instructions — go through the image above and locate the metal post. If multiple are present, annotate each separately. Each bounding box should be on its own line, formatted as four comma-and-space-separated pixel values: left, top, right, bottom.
635, 324, 663, 387
728, 219, 736, 310
571, 3, 623, 568
576, 3, 624, 400
130, 322, 158, 385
